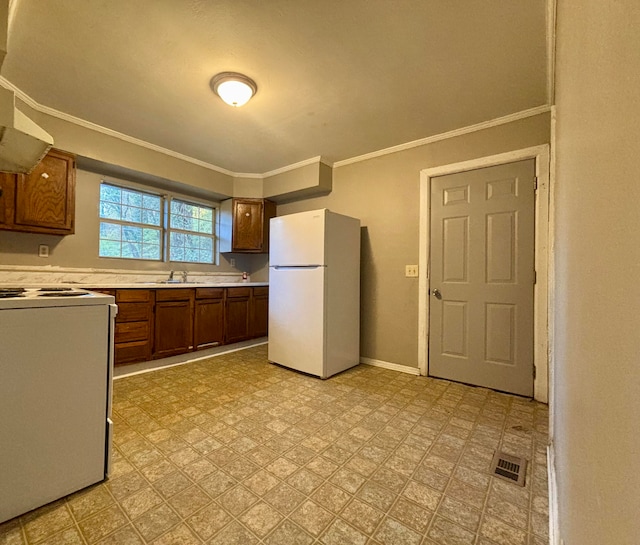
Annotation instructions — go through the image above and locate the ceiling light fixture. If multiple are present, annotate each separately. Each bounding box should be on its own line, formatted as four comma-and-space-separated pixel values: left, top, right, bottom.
210, 72, 257, 107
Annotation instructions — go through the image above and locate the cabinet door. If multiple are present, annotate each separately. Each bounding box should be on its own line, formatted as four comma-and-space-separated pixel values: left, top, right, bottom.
14, 149, 75, 233
250, 288, 269, 338
225, 296, 250, 343
154, 300, 194, 358
194, 299, 224, 349
0, 173, 15, 226
233, 199, 264, 251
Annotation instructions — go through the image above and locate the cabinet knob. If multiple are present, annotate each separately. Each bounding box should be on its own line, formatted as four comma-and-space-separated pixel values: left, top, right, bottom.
245, 212, 250, 217
41, 172, 50, 179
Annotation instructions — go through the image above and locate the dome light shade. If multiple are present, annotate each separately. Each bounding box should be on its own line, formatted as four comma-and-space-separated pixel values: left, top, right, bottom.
210, 72, 257, 107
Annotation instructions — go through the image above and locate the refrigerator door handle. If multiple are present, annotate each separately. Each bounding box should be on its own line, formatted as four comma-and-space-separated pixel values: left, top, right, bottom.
273, 265, 324, 270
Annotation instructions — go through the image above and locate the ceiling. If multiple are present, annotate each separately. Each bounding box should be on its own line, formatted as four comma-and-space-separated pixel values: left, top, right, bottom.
4, 0, 548, 174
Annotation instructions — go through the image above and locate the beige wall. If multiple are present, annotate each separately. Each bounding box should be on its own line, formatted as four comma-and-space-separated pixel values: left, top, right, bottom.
18, 100, 235, 198
552, 2, 640, 543
278, 112, 550, 368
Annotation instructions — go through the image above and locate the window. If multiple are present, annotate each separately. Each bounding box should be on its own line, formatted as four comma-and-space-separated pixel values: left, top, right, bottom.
99, 184, 162, 260
169, 199, 214, 264
98, 182, 216, 263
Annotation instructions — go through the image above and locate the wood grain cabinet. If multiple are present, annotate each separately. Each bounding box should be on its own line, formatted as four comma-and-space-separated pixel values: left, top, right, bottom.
194, 288, 225, 350
0, 149, 76, 235
105, 286, 268, 366
219, 198, 276, 253
250, 286, 269, 338
225, 287, 251, 343
153, 289, 195, 358
114, 289, 154, 365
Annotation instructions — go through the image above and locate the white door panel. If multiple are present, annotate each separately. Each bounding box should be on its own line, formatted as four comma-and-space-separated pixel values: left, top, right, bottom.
269, 210, 327, 266
429, 159, 535, 396
268, 267, 326, 376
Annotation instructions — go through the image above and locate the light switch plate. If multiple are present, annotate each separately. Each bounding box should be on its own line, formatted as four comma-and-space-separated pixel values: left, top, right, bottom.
38, 244, 49, 258
405, 264, 418, 277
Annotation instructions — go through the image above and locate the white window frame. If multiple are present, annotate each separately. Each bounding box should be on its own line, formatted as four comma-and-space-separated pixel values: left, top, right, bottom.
166, 196, 216, 265
98, 182, 165, 262
98, 180, 218, 264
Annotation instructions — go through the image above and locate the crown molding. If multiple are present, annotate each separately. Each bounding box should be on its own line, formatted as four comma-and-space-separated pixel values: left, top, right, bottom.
333, 104, 552, 168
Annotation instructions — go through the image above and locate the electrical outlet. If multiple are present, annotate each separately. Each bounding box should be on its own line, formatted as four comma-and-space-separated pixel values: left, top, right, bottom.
38, 244, 49, 258
230, 258, 236, 267
405, 264, 418, 277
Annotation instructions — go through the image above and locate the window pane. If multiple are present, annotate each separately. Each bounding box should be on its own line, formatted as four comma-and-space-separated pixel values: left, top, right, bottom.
122, 241, 142, 259
121, 205, 142, 223
198, 218, 213, 234
100, 222, 121, 240
143, 228, 160, 245
122, 190, 142, 207
170, 246, 184, 262
100, 202, 121, 220
122, 225, 142, 243
200, 237, 213, 252
143, 194, 161, 211
99, 240, 121, 257
142, 244, 161, 260
100, 184, 121, 204
142, 210, 160, 226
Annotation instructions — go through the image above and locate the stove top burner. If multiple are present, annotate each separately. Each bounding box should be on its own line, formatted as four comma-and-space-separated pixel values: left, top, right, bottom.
38, 287, 74, 292
0, 292, 25, 298
0, 288, 26, 294
38, 292, 88, 297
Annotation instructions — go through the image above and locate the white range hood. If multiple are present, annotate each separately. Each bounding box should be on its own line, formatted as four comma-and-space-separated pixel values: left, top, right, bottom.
0, 87, 53, 174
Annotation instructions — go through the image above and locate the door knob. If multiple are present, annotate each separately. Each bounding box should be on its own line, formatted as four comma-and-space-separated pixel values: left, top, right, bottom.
432, 288, 442, 300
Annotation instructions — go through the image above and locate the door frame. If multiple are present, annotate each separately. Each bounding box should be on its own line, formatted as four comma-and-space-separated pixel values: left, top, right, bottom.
418, 145, 551, 402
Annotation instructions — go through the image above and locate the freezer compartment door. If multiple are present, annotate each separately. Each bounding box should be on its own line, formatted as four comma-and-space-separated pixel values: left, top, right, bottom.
270, 210, 327, 266
268, 266, 326, 376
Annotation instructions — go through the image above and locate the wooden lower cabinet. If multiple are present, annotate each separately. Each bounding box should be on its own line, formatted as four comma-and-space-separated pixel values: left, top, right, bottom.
102, 285, 268, 366
113, 289, 154, 365
225, 287, 251, 343
194, 288, 225, 349
153, 289, 194, 358
250, 286, 269, 338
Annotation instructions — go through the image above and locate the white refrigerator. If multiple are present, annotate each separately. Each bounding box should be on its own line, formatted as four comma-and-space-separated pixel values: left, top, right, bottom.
268, 209, 361, 378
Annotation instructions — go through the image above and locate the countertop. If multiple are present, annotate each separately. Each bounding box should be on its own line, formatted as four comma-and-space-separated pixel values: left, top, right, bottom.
0, 282, 268, 289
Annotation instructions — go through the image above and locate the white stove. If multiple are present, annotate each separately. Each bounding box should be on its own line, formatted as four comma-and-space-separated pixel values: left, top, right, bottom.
0, 286, 116, 523
0, 287, 112, 308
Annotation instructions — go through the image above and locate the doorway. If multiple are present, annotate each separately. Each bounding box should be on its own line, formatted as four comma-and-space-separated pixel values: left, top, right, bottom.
418, 146, 550, 402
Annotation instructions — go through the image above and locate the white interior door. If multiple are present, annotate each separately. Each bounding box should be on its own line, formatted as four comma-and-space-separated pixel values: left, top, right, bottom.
429, 159, 535, 396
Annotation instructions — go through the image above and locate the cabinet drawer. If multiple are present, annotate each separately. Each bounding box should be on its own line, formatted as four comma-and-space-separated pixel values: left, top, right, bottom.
226, 287, 251, 298
116, 302, 152, 323
115, 340, 150, 365
116, 289, 152, 303
252, 286, 269, 297
155, 288, 195, 302
196, 287, 224, 300
115, 321, 150, 343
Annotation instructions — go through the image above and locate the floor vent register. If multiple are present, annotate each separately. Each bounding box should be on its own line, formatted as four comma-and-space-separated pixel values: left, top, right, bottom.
490, 451, 527, 487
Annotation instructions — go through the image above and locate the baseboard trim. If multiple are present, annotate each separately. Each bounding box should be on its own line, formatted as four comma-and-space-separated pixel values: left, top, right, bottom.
548, 444, 560, 544
360, 357, 420, 376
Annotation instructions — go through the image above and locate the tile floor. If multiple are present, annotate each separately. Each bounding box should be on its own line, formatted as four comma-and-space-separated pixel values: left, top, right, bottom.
0, 345, 549, 545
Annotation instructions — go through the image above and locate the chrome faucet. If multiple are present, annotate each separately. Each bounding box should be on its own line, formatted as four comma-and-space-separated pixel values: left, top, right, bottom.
181, 271, 188, 283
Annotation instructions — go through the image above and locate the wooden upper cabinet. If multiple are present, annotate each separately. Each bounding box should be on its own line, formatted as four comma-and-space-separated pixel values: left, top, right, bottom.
219, 198, 276, 253
0, 148, 76, 235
